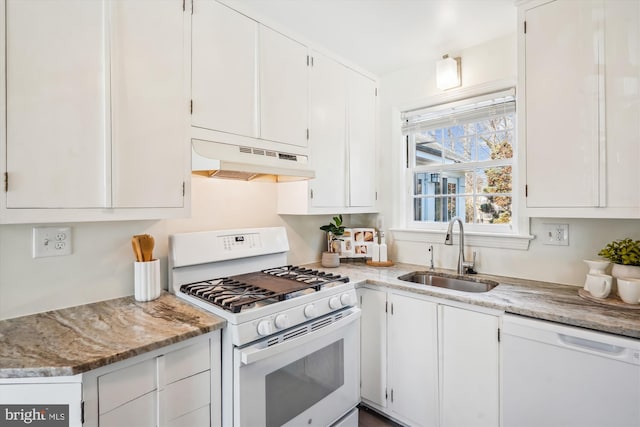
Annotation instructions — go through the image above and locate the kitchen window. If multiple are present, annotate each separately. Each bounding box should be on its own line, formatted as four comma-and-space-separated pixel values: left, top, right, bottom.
403, 89, 516, 233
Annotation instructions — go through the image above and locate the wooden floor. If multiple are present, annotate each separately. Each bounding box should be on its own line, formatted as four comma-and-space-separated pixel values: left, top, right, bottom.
358, 406, 401, 427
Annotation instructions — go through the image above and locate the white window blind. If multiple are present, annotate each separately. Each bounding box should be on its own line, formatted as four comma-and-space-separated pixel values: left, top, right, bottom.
402, 89, 516, 133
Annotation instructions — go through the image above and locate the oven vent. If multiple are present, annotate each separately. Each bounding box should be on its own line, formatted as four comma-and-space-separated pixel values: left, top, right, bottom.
282, 327, 309, 342
265, 311, 350, 347
311, 317, 334, 331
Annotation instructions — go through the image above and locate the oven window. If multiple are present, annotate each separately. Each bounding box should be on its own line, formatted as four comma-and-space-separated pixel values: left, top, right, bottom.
265, 339, 344, 427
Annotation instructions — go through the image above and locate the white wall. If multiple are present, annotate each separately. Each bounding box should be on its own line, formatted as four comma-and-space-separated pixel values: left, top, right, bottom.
0, 176, 372, 319
378, 33, 640, 286
4, 32, 639, 320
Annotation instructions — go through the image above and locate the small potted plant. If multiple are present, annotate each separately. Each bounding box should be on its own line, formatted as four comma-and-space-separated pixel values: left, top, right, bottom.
320, 215, 345, 267
598, 238, 640, 279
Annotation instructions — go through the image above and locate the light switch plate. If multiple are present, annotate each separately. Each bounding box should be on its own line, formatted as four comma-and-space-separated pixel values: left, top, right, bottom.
33, 227, 72, 258
542, 223, 569, 246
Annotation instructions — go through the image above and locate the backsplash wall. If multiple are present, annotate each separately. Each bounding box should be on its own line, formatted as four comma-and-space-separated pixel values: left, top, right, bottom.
0, 176, 371, 320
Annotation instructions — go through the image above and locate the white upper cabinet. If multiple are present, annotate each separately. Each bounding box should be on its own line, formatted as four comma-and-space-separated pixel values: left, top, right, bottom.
110, 0, 186, 208
191, 1, 309, 153
603, 0, 640, 209
524, 0, 601, 209
308, 51, 347, 208
521, 0, 640, 217
5, 0, 108, 209
277, 52, 377, 215
259, 25, 308, 148
348, 69, 377, 207
191, 0, 257, 138
1, 0, 190, 223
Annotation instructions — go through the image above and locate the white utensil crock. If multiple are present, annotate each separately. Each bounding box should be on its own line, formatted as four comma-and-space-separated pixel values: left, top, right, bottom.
134, 259, 161, 302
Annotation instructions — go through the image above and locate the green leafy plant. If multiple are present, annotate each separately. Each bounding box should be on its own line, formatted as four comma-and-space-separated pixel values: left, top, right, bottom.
320, 215, 345, 253
598, 238, 640, 266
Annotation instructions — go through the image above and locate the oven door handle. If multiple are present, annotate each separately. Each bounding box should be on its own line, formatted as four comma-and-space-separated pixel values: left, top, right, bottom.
239, 309, 361, 366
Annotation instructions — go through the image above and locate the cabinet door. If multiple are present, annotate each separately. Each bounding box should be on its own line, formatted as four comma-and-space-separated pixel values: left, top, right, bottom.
348, 70, 377, 207
167, 405, 210, 427
161, 371, 210, 422
259, 25, 308, 148
604, 0, 640, 208
98, 358, 157, 415
525, 0, 601, 208
5, 0, 108, 208
309, 51, 347, 207
387, 294, 438, 427
440, 305, 499, 427
191, 0, 257, 138
358, 287, 387, 407
111, 0, 186, 208
100, 392, 156, 427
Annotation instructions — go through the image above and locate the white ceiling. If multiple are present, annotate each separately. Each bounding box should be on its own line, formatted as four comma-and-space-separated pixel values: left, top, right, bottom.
226, 0, 517, 77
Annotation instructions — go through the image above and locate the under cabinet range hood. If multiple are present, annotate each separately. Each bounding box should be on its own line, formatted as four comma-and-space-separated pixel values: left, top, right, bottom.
192, 139, 315, 182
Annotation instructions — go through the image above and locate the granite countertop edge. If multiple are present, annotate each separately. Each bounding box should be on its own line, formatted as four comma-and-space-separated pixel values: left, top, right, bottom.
0, 292, 226, 379
306, 261, 640, 340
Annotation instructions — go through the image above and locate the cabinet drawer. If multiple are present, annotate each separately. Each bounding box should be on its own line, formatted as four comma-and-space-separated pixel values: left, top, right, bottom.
100, 391, 156, 427
163, 339, 210, 385
98, 358, 157, 414
161, 370, 210, 421
166, 404, 210, 427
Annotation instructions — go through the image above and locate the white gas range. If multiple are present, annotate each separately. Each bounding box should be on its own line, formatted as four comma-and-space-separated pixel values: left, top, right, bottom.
169, 227, 360, 427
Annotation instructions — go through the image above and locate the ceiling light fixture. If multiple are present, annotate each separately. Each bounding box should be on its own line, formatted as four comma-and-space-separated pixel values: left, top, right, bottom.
436, 54, 461, 91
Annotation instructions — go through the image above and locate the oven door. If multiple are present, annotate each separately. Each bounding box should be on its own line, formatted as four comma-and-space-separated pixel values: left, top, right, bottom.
233, 308, 360, 427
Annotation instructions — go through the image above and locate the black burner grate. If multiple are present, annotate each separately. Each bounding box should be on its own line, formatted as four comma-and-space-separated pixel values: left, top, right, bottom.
180, 265, 349, 313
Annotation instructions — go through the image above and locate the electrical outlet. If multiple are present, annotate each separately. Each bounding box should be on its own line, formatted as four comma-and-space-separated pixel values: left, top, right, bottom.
542, 223, 569, 246
33, 227, 72, 258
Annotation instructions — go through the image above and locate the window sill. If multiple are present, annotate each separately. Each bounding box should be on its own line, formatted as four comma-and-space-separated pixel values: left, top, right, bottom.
390, 228, 534, 251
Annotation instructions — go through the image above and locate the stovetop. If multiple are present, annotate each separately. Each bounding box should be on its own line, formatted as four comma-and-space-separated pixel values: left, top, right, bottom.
179, 265, 349, 313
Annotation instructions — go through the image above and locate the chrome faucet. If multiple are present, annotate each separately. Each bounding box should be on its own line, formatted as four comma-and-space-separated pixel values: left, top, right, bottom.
428, 245, 434, 271
444, 217, 475, 274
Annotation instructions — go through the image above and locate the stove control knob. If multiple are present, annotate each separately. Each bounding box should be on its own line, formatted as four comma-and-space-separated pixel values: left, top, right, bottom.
329, 296, 342, 310
303, 304, 317, 318
340, 293, 354, 306
257, 320, 273, 336
274, 314, 290, 330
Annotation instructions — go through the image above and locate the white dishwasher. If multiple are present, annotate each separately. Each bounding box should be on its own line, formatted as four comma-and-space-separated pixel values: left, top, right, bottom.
502, 314, 640, 427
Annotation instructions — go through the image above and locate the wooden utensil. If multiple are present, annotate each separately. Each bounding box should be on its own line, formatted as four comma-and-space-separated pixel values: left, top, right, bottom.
131, 236, 143, 262
138, 234, 155, 262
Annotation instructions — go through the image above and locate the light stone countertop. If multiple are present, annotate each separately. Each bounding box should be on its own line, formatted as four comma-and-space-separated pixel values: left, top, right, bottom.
3, 261, 639, 379
0, 292, 225, 379
305, 260, 640, 339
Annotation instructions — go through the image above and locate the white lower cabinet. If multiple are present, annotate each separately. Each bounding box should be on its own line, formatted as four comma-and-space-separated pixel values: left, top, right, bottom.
439, 305, 500, 427
90, 333, 220, 427
387, 293, 439, 427
359, 286, 387, 408
358, 287, 500, 427
0, 332, 220, 427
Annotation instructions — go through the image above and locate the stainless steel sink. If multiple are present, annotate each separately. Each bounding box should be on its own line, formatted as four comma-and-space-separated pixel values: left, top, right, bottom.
397, 272, 498, 293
